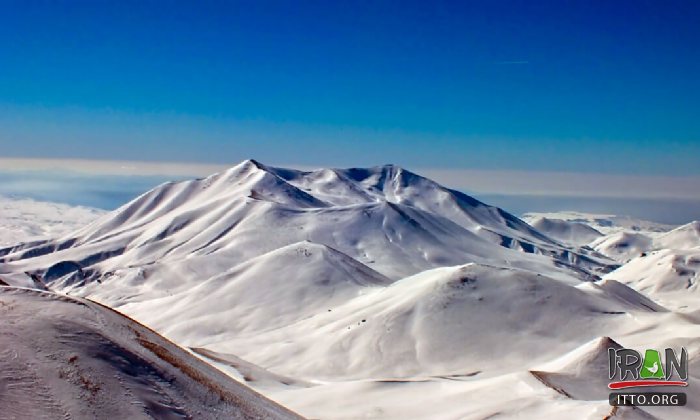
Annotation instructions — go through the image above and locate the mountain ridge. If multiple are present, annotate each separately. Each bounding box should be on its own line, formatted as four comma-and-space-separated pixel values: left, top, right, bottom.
0, 160, 616, 289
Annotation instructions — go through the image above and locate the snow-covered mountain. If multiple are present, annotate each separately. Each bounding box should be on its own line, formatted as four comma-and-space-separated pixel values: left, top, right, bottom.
587, 220, 700, 283
525, 216, 603, 246
656, 220, 700, 250
0, 160, 613, 291
589, 231, 655, 262
522, 211, 676, 236
603, 247, 700, 303
524, 212, 700, 273
3, 161, 700, 419
0, 286, 301, 419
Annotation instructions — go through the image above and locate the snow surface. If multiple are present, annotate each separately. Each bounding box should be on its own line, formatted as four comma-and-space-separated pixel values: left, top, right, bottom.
526, 216, 603, 246
524, 211, 700, 268
522, 211, 676, 236
656, 221, 700, 250
3, 161, 700, 419
0, 286, 301, 419
590, 231, 655, 263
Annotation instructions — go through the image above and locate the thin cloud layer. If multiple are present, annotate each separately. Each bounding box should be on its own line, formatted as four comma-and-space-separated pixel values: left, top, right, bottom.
1, 157, 697, 201
420, 168, 700, 200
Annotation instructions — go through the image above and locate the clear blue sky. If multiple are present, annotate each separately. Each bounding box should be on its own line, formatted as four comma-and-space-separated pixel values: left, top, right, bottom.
1, 0, 699, 175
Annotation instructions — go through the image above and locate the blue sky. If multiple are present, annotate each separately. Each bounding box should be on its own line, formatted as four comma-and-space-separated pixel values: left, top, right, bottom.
1, 1, 699, 222
1, 0, 699, 174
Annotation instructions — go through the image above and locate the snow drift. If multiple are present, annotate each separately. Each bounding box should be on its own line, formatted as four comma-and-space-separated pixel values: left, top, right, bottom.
0, 286, 301, 419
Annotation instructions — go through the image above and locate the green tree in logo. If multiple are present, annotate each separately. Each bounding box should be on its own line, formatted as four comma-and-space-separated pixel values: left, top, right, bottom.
640, 349, 665, 379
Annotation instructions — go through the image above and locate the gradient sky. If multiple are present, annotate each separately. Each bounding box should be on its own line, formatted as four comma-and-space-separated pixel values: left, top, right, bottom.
1, 0, 699, 175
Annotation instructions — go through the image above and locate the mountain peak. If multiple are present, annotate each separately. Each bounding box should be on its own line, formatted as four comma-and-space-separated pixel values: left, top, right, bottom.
235, 158, 269, 172
215, 159, 271, 181
682, 220, 700, 231
373, 163, 413, 178
376, 163, 402, 171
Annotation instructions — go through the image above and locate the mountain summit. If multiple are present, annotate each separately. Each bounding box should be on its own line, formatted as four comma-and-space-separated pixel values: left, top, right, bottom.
0, 160, 611, 290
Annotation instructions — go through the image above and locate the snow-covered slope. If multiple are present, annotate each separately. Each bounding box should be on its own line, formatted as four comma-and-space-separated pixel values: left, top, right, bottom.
590, 221, 699, 263
0, 286, 301, 419
656, 221, 700, 250
526, 216, 603, 246
271, 164, 557, 248
530, 336, 624, 400
523, 212, 699, 268
528, 335, 700, 419
604, 248, 700, 299
116, 241, 392, 339
598, 221, 700, 301
589, 231, 654, 262
194, 263, 661, 380
522, 211, 676, 236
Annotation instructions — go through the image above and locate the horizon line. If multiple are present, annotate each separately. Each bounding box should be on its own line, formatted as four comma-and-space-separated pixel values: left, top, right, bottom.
1, 156, 700, 201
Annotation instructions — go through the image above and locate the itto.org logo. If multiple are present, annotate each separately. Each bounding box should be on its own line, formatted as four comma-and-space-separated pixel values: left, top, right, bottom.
608, 347, 688, 407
